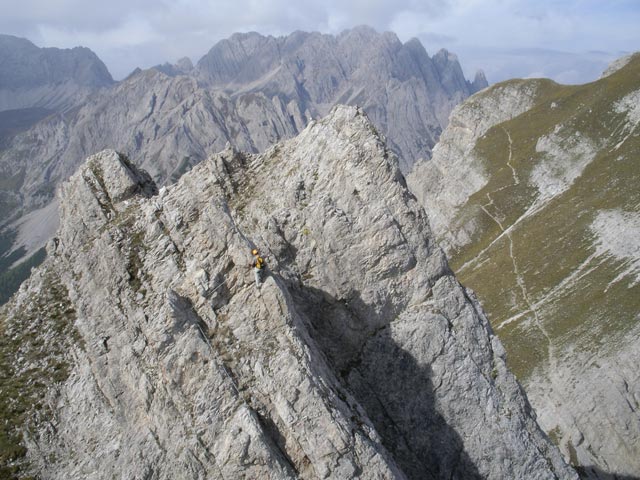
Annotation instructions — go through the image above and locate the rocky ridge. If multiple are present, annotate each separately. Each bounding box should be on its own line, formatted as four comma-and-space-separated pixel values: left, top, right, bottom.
0, 106, 574, 479
407, 54, 640, 478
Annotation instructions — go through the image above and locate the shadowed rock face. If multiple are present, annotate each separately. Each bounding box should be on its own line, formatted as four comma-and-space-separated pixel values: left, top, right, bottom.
407, 54, 640, 478
0, 106, 574, 479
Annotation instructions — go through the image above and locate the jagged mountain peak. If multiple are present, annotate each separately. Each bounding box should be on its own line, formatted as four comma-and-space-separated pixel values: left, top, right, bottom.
404, 36, 427, 51
152, 56, 195, 77
0, 34, 113, 113
0, 34, 40, 51
433, 47, 459, 63
0, 28, 487, 309
0, 105, 575, 479
175, 56, 193, 71
0, 35, 113, 89
472, 69, 489, 92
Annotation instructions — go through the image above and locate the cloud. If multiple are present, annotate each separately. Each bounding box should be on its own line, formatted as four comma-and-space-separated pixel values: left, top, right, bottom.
452, 47, 621, 84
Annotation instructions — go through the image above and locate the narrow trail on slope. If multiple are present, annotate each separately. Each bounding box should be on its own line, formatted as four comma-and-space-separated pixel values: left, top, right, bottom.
475, 127, 556, 371
503, 127, 520, 185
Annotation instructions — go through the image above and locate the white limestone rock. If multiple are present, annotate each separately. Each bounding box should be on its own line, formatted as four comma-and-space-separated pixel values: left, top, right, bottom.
0, 106, 576, 479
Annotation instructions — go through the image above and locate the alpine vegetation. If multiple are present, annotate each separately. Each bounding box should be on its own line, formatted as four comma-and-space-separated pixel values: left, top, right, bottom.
408, 54, 640, 478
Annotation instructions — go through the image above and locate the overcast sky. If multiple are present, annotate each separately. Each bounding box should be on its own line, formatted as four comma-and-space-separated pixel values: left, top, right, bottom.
1, 0, 638, 83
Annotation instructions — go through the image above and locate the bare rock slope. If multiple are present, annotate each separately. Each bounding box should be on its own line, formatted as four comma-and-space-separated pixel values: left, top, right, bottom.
0, 106, 574, 479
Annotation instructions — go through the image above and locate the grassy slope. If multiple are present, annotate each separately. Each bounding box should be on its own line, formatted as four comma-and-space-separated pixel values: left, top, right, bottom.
449, 55, 640, 380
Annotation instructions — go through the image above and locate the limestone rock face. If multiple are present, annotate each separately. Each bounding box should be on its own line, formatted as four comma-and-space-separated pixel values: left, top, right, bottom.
2, 26, 483, 225
407, 54, 640, 478
0, 34, 113, 112
197, 27, 481, 173
1, 106, 575, 479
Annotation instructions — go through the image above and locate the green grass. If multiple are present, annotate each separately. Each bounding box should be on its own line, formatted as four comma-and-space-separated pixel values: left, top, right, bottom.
448, 54, 640, 380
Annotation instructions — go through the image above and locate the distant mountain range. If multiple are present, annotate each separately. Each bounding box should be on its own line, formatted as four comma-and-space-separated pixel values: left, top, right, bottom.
0, 26, 486, 305
0, 34, 113, 113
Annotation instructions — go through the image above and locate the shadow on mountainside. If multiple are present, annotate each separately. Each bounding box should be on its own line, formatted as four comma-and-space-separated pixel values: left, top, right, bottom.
289, 281, 482, 480
577, 465, 640, 480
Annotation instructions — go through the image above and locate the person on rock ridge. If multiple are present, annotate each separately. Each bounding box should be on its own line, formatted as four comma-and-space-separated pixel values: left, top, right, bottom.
251, 249, 265, 288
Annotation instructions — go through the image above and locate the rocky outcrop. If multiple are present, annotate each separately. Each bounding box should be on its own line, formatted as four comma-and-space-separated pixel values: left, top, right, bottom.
407, 54, 640, 478
0, 106, 575, 479
600, 53, 634, 78
471, 70, 489, 93
0, 34, 113, 112
152, 57, 195, 77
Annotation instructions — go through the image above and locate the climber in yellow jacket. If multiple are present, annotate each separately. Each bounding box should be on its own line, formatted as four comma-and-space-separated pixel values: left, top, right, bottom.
251, 249, 265, 288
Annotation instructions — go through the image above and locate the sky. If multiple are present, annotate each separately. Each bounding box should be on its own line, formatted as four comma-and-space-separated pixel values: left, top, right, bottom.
0, 0, 638, 83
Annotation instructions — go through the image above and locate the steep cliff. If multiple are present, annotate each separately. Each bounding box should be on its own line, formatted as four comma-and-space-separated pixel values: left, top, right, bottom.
0, 106, 573, 479
197, 27, 487, 173
407, 54, 640, 478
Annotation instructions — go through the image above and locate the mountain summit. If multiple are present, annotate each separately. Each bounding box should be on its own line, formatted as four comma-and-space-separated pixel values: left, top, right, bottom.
0, 34, 113, 112
197, 27, 487, 173
0, 106, 573, 479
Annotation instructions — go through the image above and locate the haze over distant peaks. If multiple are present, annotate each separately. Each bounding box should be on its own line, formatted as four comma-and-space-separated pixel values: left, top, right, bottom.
0, 34, 113, 112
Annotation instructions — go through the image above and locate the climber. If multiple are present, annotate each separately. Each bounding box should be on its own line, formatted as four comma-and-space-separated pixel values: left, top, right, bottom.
251, 248, 266, 288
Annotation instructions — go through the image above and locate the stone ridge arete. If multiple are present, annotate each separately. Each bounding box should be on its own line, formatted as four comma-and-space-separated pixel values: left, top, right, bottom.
1, 106, 575, 479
